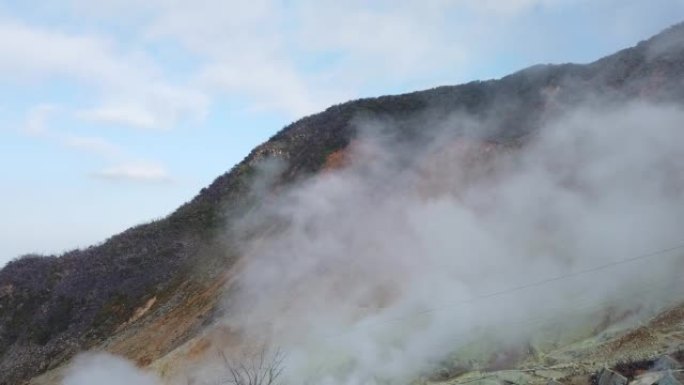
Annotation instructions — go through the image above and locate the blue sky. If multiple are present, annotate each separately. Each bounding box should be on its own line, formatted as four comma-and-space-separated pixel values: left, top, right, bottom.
1, 0, 683, 265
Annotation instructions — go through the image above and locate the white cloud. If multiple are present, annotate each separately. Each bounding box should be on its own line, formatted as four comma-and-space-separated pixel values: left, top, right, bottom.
92, 162, 171, 183
67, 137, 172, 184
463, 0, 568, 14
76, 106, 163, 130
76, 83, 209, 130
141, 0, 327, 116
119, 0, 575, 116
2, 0, 683, 264
18, 104, 171, 183
73, 142, 174, 184
197, 60, 323, 116
0, 18, 207, 130
21, 104, 58, 137
7, 0, 684, 123
142, 0, 468, 113
0, 19, 148, 85
98, 0, 467, 117
29, 0, 680, 121
62, 135, 122, 159
293, 1, 466, 76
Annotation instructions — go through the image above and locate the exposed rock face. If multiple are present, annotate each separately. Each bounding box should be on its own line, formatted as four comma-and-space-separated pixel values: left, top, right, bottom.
434, 351, 684, 385
658, 372, 684, 385
599, 369, 629, 385
2, 22, 684, 385
653, 356, 681, 371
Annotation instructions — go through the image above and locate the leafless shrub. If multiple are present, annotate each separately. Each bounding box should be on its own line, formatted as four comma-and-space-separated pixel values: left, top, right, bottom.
217, 346, 286, 385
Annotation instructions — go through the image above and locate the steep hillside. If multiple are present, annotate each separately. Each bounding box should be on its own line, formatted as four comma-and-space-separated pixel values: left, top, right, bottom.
2, 22, 684, 385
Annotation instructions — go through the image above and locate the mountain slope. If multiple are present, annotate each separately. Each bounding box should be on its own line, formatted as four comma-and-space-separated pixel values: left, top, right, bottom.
2, 22, 684, 385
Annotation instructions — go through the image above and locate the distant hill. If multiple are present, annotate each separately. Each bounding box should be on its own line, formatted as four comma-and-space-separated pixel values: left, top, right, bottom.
2, 22, 684, 385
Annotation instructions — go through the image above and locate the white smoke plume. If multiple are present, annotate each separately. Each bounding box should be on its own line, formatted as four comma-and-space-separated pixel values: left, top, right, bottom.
205, 100, 684, 385
58, 101, 684, 385
62, 352, 161, 385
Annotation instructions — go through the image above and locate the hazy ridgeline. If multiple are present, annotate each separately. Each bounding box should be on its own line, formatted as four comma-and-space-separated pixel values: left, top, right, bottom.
40, 23, 684, 385
64, 98, 684, 385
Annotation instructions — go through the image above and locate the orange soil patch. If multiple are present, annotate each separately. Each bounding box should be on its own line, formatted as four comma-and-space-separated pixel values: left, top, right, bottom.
595, 327, 659, 359
651, 304, 684, 330
323, 148, 349, 171
106, 272, 232, 367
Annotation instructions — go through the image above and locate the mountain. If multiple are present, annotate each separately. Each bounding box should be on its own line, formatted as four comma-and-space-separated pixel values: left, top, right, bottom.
3, 22, 684, 385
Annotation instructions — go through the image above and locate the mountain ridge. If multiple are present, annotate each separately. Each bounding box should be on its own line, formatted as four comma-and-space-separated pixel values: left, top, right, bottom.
2, 21, 684, 385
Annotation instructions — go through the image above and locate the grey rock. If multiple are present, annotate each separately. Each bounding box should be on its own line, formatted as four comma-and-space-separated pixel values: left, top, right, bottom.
654, 356, 682, 371
631, 371, 665, 385
599, 368, 628, 385
657, 372, 684, 385
536, 370, 567, 380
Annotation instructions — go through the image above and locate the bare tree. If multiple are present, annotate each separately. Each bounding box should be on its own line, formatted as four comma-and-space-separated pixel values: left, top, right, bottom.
218, 346, 286, 385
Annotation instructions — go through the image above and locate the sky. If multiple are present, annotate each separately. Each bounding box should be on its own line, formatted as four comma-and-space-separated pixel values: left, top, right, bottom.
0, 0, 683, 265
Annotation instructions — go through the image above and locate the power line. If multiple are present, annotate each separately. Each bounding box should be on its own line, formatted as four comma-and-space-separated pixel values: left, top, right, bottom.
319, 241, 684, 340
423, 242, 684, 312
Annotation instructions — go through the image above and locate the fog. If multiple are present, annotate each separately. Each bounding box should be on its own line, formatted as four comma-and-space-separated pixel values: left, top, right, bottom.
210, 101, 684, 385
61, 353, 160, 385
61, 100, 684, 385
